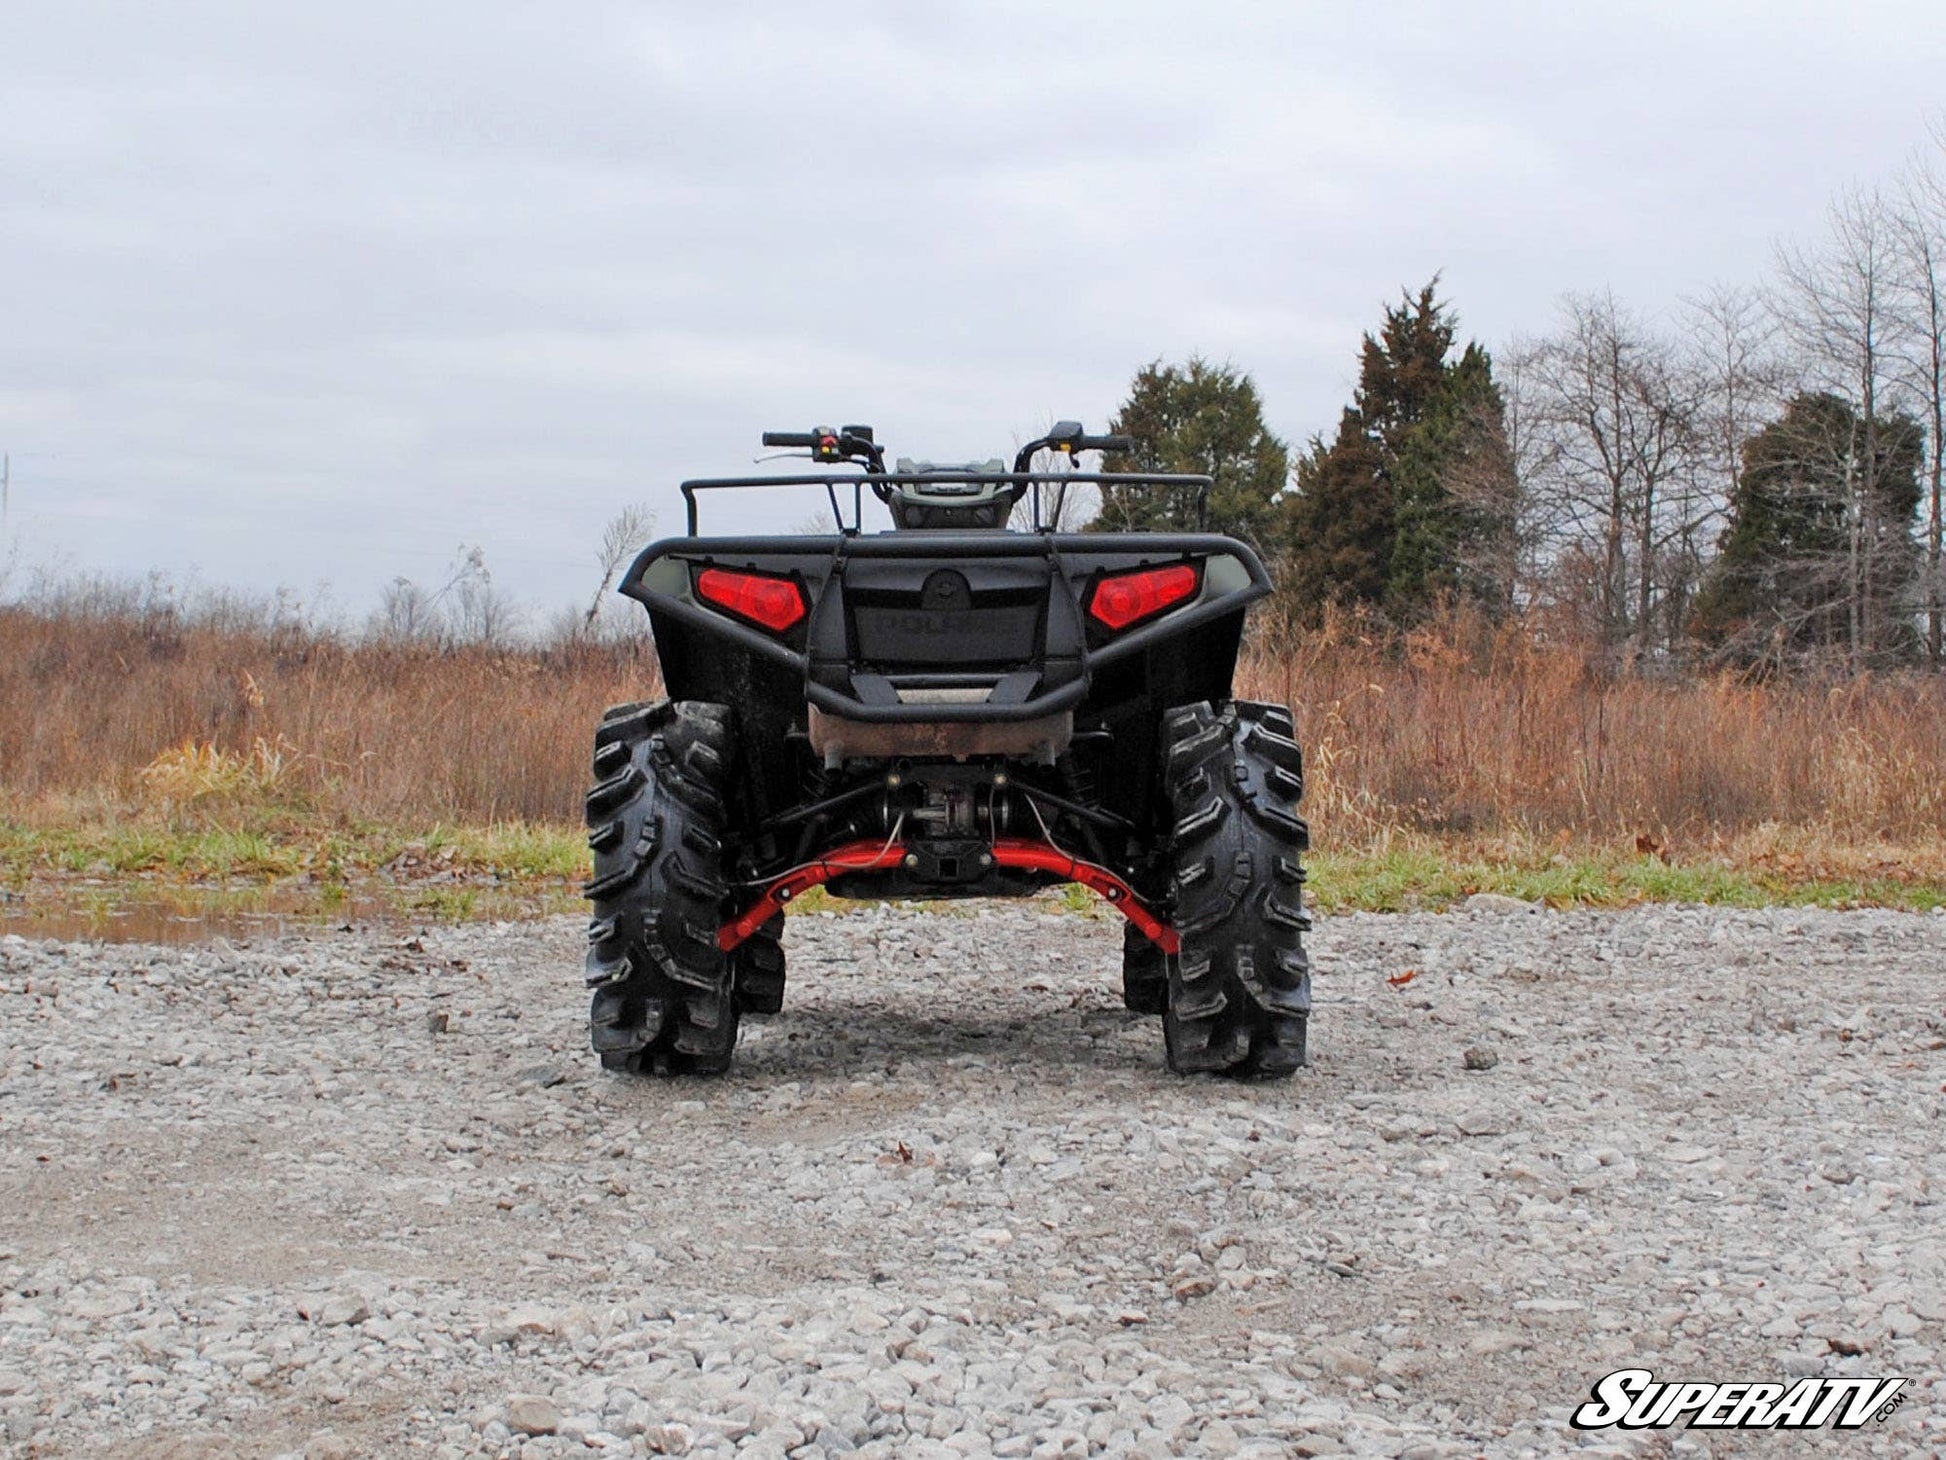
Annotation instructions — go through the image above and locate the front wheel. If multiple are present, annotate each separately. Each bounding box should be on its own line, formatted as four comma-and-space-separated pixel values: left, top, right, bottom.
582, 700, 743, 1075
1157, 700, 1312, 1078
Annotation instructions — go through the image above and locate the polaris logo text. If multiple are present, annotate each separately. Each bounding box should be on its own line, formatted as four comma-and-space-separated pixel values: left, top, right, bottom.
1571, 1368, 1907, 1430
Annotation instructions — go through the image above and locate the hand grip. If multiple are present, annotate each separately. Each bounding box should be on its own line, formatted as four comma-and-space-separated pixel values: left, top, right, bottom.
761, 431, 820, 448
1077, 434, 1136, 454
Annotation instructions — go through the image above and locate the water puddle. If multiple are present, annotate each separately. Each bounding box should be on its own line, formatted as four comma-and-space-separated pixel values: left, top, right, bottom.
0, 892, 400, 946
0, 868, 583, 949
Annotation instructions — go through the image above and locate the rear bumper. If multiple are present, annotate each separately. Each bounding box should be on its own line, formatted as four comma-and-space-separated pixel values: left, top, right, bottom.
623, 530, 1271, 725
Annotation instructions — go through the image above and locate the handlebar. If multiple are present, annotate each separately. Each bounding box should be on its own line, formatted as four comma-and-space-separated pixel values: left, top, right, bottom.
766, 423, 1130, 480
1011, 426, 1139, 475
761, 425, 884, 472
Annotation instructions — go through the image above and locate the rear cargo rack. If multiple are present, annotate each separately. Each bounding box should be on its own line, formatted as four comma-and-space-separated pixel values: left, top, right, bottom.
678, 471, 1212, 536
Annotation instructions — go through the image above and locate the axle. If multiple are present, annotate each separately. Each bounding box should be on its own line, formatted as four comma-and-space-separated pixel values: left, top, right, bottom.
718, 836, 1179, 956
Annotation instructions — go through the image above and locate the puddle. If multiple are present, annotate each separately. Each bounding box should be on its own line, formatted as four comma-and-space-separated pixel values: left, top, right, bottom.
0, 874, 587, 945
0, 892, 403, 946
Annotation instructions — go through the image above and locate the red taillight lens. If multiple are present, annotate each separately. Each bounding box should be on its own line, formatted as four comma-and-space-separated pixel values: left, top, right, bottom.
1088, 562, 1200, 631
696, 567, 806, 632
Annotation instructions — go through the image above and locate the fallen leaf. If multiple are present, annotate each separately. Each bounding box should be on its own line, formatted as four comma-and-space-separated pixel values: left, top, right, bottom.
1386, 968, 1421, 988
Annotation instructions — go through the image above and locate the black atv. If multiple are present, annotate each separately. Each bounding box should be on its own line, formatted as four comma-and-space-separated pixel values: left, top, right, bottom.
583, 422, 1311, 1078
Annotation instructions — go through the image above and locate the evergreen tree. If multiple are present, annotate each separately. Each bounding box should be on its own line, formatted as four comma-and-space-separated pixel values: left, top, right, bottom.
1283, 282, 1516, 617
1093, 358, 1289, 544
1286, 407, 1393, 606
1387, 341, 1517, 610
1692, 391, 1924, 665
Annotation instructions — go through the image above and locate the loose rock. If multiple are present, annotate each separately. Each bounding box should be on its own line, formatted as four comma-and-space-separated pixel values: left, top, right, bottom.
506, 1394, 561, 1436
0, 903, 1939, 1457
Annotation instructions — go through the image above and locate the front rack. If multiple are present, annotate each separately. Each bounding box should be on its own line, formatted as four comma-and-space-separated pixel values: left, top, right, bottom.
677, 471, 1213, 536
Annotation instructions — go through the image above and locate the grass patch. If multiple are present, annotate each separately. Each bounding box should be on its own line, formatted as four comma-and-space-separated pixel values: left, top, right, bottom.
1307, 833, 1946, 913
4, 804, 1943, 933
0, 811, 587, 885
0, 805, 590, 934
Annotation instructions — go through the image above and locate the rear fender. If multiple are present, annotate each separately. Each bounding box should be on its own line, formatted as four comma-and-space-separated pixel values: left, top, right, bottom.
620, 532, 1272, 725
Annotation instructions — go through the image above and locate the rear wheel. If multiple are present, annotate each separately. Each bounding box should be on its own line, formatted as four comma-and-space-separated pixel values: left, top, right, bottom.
735, 913, 788, 1016
583, 700, 744, 1075
1157, 700, 1312, 1078
1120, 923, 1168, 1015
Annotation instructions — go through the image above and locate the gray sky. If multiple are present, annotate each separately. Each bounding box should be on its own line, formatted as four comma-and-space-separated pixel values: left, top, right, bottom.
3, 0, 1941, 620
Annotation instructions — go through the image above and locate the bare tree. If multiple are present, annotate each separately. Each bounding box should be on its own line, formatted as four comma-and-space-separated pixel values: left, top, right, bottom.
1775, 188, 1918, 666
1896, 145, 1946, 665
1006, 445, 1102, 531
371, 546, 507, 646
448, 546, 522, 647
371, 576, 441, 643
1675, 284, 1785, 646
1492, 336, 1563, 613
1514, 294, 1711, 659
1682, 286, 1783, 516
583, 504, 657, 635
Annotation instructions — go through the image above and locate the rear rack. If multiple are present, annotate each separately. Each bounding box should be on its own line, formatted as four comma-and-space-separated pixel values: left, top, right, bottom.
678, 471, 1212, 536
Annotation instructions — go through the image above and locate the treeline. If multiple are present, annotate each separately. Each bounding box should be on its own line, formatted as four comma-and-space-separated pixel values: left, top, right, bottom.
368, 505, 659, 648
1094, 134, 1946, 674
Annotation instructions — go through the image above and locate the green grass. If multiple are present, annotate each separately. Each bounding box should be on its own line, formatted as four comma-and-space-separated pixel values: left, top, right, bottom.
769, 851, 1946, 918
5, 809, 1944, 929
0, 813, 589, 936
1057, 883, 1103, 917
1306, 844, 1946, 913
0, 815, 588, 885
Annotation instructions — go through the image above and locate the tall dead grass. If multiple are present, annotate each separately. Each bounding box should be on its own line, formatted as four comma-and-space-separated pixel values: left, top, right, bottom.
1246, 605, 1946, 846
0, 605, 659, 825
4, 599, 1943, 845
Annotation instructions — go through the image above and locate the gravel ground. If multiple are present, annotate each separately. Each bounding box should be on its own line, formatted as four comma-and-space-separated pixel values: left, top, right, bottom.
1, 899, 1942, 1459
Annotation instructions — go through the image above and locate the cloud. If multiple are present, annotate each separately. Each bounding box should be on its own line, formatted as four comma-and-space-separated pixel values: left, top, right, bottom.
1, 0, 1940, 610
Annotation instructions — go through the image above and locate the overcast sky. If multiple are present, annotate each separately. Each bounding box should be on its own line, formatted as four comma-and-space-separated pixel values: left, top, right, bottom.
2, 1, 1941, 620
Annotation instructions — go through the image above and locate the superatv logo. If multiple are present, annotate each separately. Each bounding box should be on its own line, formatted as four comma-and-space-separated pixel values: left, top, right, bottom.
1571, 1368, 1907, 1430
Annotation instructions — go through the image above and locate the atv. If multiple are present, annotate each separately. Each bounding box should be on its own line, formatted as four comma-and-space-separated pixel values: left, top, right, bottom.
583, 422, 1311, 1078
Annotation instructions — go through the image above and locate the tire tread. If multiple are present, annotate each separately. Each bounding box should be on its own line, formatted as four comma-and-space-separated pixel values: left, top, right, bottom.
582, 699, 763, 1076
1158, 700, 1312, 1078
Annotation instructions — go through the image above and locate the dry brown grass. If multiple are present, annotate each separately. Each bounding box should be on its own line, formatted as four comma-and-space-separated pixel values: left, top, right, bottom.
4, 599, 1944, 851
0, 605, 659, 825
1244, 604, 1946, 848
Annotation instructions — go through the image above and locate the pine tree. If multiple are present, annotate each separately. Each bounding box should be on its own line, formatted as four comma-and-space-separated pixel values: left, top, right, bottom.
1286, 408, 1393, 606
1691, 391, 1924, 665
1093, 359, 1289, 544
1387, 342, 1517, 610
1283, 283, 1516, 617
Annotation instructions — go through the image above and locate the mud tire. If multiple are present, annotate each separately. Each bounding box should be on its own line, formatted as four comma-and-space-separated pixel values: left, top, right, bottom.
734, 914, 787, 1016
1157, 699, 1312, 1078
1120, 924, 1168, 1015
583, 700, 744, 1076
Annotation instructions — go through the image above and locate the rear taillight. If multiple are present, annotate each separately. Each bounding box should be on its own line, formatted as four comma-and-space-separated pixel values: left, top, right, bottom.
1087, 562, 1199, 631
696, 567, 806, 632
